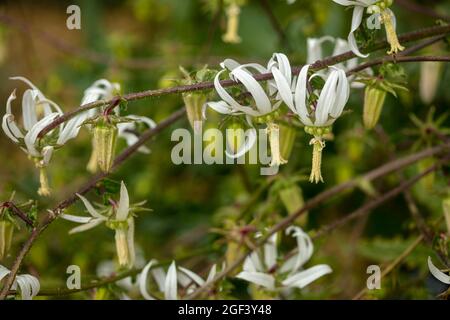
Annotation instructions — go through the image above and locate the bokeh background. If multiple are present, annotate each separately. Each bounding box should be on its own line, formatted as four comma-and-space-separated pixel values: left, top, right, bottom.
0, 0, 449, 299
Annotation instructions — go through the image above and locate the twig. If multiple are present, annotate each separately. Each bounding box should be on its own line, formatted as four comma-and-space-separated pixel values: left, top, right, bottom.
37, 24, 450, 138
0, 202, 34, 227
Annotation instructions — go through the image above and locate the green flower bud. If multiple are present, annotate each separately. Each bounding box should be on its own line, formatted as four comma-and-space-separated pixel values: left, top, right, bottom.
93, 119, 118, 173
0, 220, 14, 260
183, 92, 206, 134
279, 184, 307, 226
363, 85, 387, 130
443, 197, 450, 236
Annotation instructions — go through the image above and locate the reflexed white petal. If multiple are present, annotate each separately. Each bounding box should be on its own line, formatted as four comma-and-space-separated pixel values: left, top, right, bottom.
205, 101, 234, 115
76, 193, 105, 219
178, 267, 205, 287
116, 181, 130, 221
164, 261, 178, 300
41, 146, 54, 166
236, 271, 275, 290
213, 69, 242, 110
225, 127, 256, 159
272, 67, 295, 112
22, 89, 38, 131
60, 213, 93, 224
126, 217, 136, 268
348, 6, 368, 58
57, 113, 88, 145
284, 226, 314, 272
139, 259, 158, 300
330, 67, 350, 118
68, 218, 104, 234
23, 113, 59, 157
264, 233, 278, 270
315, 70, 339, 126
307, 36, 334, 64
428, 257, 450, 284
282, 264, 332, 289
206, 264, 217, 283
0, 265, 11, 281
294, 65, 313, 125
151, 266, 167, 292
249, 251, 264, 272
231, 68, 271, 115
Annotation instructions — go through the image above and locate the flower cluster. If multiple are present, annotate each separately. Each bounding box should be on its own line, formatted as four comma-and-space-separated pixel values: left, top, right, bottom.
206, 52, 350, 182
0, 264, 40, 300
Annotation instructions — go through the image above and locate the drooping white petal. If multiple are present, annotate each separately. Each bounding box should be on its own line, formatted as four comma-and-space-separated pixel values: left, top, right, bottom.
68, 218, 104, 234
272, 67, 295, 112
57, 113, 88, 145
329, 67, 350, 118
206, 264, 217, 283
41, 146, 54, 166
178, 267, 205, 287
264, 233, 278, 270
294, 65, 313, 126
151, 266, 167, 293
282, 264, 332, 289
23, 113, 59, 157
283, 226, 314, 272
236, 271, 275, 290
22, 89, 38, 131
139, 260, 158, 300
76, 193, 106, 219
231, 68, 272, 115
225, 127, 256, 159
164, 261, 178, 300
116, 181, 130, 221
60, 213, 93, 224
307, 36, 335, 64
348, 6, 368, 58
315, 70, 339, 126
428, 257, 450, 284
0, 265, 11, 281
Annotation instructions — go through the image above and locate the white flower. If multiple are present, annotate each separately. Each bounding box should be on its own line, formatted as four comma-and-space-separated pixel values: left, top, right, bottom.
0, 264, 40, 300
332, 0, 403, 57
428, 256, 450, 285
61, 181, 146, 268
2, 77, 84, 195
139, 260, 219, 300
206, 54, 290, 165
236, 226, 332, 292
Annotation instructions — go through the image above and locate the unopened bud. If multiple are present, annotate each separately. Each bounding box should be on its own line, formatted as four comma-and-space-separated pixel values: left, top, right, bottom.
0, 220, 14, 260
363, 85, 386, 130
93, 119, 118, 173
183, 92, 206, 134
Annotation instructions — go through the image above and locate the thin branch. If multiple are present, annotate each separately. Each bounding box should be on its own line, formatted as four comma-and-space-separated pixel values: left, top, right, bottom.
37, 24, 450, 138
0, 108, 185, 300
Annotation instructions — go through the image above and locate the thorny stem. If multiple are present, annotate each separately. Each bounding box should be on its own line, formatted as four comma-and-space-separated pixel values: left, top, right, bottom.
37, 25, 450, 138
